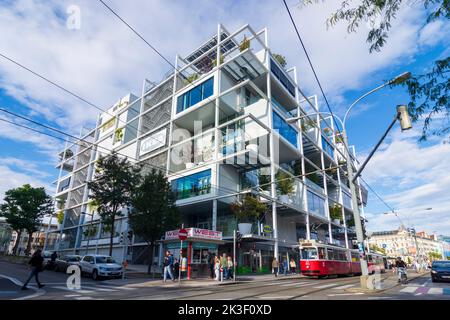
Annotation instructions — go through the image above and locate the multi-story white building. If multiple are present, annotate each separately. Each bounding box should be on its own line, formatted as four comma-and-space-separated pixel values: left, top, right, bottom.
46, 24, 367, 276
368, 227, 447, 262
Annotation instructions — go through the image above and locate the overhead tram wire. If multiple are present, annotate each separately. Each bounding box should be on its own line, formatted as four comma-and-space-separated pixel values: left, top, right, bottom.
282, 0, 396, 213
0, 108, 344, 211
0, 51, 341, 207
359, 177, 396, 213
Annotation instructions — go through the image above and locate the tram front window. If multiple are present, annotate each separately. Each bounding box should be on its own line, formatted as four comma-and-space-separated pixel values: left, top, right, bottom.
301, 248, 318, 260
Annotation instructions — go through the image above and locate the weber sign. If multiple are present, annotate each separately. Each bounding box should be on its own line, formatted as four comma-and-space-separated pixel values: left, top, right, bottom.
165, 228, 222, 241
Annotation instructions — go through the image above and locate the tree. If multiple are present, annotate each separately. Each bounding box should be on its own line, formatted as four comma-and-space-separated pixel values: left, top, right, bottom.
301, 0, 449, 141
0, 184, 53, 255
230, 195, 267, 223
369, 244, 386, 255
88, 152, 141, 256
129, 169, 180, 273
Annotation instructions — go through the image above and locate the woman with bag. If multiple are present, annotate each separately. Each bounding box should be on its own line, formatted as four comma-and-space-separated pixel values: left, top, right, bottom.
21, 249, 45, 290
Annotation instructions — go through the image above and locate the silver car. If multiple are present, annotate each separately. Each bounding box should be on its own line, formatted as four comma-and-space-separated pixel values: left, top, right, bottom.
79, 255, 123, 280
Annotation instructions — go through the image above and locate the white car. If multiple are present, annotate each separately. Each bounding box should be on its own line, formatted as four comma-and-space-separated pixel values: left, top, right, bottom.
79, 255, 123, 280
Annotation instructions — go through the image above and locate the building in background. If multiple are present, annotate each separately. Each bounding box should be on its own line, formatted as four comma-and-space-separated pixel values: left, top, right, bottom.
6, 216, 59, 255
438, 235, 450, 260
0, 217, 12, 254
46, 24, 368, 276
368, 227, 447, 263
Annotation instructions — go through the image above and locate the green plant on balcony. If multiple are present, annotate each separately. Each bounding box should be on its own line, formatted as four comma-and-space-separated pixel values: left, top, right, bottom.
87, 199, 99, 213
346, 216, 355, 227
185, 73, 199, 84
114, 128, 124, 144
275, 170, 294, 195
308, 171, 320, 184
335, 135, 344, 143
258, 169, 271, 191
323, 127, 333, 137
301, 119, 316, 133
329, 204, 343, 223
239, 35, 250, 52
230, 195, 266, 223
56, 210, 65, 225
212, 54, 224, 67
273, 53, 287, 68
83, 225, 98, 238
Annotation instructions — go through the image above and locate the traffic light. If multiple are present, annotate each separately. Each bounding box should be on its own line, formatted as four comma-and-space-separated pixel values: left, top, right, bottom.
236, 231, 242, 242
127, 230, 133, 242
119, 232, 124, 244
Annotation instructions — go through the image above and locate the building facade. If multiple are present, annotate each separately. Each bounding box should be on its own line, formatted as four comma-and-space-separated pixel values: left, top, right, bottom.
368, 227, 447, 263
46, 24, 367, 275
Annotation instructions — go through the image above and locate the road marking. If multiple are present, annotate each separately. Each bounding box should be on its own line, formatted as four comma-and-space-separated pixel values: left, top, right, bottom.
332, 284, 355, 290
75, 296, 96, 300
280, 282, 312, 287
428, 288, 443, 295
400, 286, 418, 293
313, 283, 337, 289
64, 294, 81, 298
1, 274, 47, 300
52, 286, 95, 294
443, 288, 450, 296
327, 292, 364, 297
256, 295, 294, 299
415, 287, 429, 294
368, 297, 392, 300
97, 284, 136, 291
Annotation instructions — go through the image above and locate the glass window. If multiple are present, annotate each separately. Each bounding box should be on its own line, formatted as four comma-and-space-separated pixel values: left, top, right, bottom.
321, 136, 334, 159
96, 256, 116, 264
318, 248, 326, 259
343, 192, 352, 209
307, 191, 325, 217
176, 77, 214, 113
270, 58, 296, 98
272, 111, 298, 147
301, 248, 318, 260
172, 169, 212, 200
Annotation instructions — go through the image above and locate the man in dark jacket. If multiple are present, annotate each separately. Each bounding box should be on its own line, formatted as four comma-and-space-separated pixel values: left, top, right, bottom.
206, 251, 214, 279
21, 249, 45, 290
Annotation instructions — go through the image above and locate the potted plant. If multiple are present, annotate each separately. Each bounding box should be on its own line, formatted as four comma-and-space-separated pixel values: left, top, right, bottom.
301, 119, 316, 133
56, 210, 65, 225
114, 128, 124, 144
272, 53, 287, 68
185, 73, 199, 84
329, 204, 342, 224
230, 195, 266, 235
239, 36, 250, 52
275, 170, 294, 203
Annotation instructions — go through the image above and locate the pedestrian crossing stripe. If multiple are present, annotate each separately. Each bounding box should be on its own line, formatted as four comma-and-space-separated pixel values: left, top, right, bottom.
400, 286, 450, 295
332, 284, 355, 290
313, 283, 337, 289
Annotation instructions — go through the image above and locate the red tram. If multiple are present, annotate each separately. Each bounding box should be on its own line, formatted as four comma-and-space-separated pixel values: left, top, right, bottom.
299, 240, 362, 277
367, 252, 387, 274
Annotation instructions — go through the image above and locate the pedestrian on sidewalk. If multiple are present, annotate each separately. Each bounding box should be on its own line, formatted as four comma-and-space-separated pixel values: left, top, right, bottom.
220, 253, 228, 281
290, 258, 297, 274
272, 258, 279, 277
21, 249, 45, 290
206, 251, 214, 279
282, 259, 288, 276
214, 256, 220, 281
163, 250, 175, 282
173, 258, 179, 280
226, 256, 233, 280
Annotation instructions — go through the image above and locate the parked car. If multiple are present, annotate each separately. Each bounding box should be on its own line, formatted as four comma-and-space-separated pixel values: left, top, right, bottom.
54, 255, 82, 272
79, 255, 123, 280
431, 260, 450, 282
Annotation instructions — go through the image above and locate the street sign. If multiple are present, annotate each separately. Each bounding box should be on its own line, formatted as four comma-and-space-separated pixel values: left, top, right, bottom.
263, 225, 273, 234
178, 228, 188, 241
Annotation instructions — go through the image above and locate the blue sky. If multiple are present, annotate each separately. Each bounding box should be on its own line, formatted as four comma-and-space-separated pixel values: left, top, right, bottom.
0, 0, 449, 235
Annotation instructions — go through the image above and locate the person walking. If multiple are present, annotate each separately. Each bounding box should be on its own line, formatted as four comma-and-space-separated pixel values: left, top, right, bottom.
226, 256, 233, 280
220, 253, 228, 281
163, 250, 175, 282
272, 258, 279, 277
282, 259, 288, 276
214, 256, 221, 281
206, 251, 214, 279
173, 258, 179, 280
21, 249, 45, 290
290, 258, 297, 274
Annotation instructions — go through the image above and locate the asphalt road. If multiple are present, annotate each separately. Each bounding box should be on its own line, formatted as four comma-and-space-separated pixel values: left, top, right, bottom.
1, 260, 449, 300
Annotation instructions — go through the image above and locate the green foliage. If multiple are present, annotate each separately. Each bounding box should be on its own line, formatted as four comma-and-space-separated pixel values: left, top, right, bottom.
307, 171, 320, 184
301, 0, 450, 141
88, 152, 141, 256
129, 168, 180, 273
275, 170, 295, 195
56, 210, 64, 225
329, 204, 342, 221
0, 184, 53, 254
239, 35, 250, 52
114, 128, 124, 144
185, 73, 199, 84
212, 54, 224, 67
258, 169, 271, 191
230, 195, 266, 223
301, 118, 316, 132
429, 251, 443, 260
394, 57, 449, 141
369, 244, 386, 255
273, 53, 287, 68
346, 216, 355, 227
83, 225, 98, 238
